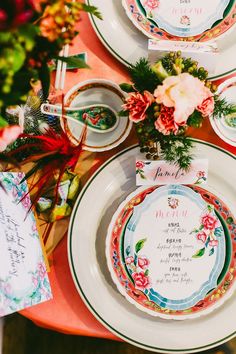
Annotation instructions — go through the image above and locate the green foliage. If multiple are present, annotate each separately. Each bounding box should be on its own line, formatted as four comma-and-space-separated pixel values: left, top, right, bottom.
0, 115, 8, 128
213, 95, 236, 118
80, 4, 103, 19
119, 83, 134, 93
160, 135, 193, 170
187, 110, 203, 128
129, 58, 161, 92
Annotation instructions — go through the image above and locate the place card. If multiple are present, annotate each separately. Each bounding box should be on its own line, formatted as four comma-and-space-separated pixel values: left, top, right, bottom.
136, 158, 208, 186
0, 172, 52, 317
148, 39, 218, 76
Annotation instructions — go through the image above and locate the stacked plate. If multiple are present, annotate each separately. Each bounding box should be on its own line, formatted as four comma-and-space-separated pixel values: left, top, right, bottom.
68, 140, 236, 353
86, 0, 236, 80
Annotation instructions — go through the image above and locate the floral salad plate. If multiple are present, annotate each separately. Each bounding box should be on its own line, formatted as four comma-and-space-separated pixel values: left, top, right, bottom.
106, 184, 236, 320
122, 0, 236, 40
68, 140, 236, 353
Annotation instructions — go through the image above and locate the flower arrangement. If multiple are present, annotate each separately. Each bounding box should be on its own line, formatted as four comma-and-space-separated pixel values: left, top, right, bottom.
0, 0, 100, 151
120, 52, 236, 169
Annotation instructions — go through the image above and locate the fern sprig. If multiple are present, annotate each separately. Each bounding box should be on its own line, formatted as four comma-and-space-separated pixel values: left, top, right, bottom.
129, 58, 161, 93
160, 135, 193, 171
213, 95, 236, 118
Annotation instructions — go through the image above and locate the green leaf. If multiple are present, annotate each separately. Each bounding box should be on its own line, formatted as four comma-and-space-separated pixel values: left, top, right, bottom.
144, 269, 149, 276
56, 55, 90, 69
187, 110, 203, 128
119, 83, 134, 93
0, 115, 8, 128
209, 247, 215, 256
192, 248, 205, 258
80, 4, 103, 19
214, 227, 223, 237
125, 245, 131, 256
135, 238, 147, 253
205, 236, 210, 248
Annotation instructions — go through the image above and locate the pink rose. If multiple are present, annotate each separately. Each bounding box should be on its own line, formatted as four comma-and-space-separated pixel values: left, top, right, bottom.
201, 213, 218, 231
122, 91, 154, 123
196, 231, 207, 243
136, 161, 145, 169
154, 106, 179, 135
133, 272, 150, 290
197, 96, 215, 117
144, 0, 159, 10
0, 125, 21, 152
209, 239, 219, 247
126, 256, 134, 265
138, 257, 149, 269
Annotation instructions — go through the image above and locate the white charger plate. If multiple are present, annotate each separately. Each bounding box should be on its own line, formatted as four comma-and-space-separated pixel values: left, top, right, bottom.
68, 140, 236, 353
86, 0, 236, 80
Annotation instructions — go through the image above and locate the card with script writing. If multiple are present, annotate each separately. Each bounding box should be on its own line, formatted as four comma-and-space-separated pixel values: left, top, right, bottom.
106, 185, 236, 319
0, 172, 52, 317
136, 158, 208, 186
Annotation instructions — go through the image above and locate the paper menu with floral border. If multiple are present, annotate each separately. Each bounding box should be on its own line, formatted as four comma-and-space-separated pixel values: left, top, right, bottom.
106, 184, 236, 319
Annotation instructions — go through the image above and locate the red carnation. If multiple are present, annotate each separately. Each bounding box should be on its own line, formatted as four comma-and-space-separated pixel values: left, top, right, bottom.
154, 105, 179, 135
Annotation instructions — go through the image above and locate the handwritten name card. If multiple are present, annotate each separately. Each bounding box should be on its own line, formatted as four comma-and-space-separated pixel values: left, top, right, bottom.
148, 39, 218, 76
136, 158, 208, 186
0, 172, 52, 317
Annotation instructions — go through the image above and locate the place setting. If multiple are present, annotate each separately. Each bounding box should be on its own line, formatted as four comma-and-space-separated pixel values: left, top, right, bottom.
68, 51, 236, 352
86, 0, 236, 80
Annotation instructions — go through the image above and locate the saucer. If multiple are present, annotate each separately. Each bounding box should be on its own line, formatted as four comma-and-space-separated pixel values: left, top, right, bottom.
63, 79, 132, 152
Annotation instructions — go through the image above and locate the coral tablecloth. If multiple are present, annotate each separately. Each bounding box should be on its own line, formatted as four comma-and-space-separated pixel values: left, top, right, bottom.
21, 12, 236, 338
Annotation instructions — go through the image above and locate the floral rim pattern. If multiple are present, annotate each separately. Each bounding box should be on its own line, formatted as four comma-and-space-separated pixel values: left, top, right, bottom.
122, 0, 236, 42
108, 185, 236, 317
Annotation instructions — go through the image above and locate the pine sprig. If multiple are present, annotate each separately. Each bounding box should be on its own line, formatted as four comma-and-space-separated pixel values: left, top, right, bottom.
160, 135, 193, 170
213, 95, 236, 118
129, 58, 161, 93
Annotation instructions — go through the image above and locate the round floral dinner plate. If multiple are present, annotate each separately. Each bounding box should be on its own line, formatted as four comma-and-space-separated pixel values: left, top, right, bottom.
68, 140, 236, 353
210, 76, 236, 147
106, 184, 236, 320
122, 0, 235, 41
86, 0, 236, 80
